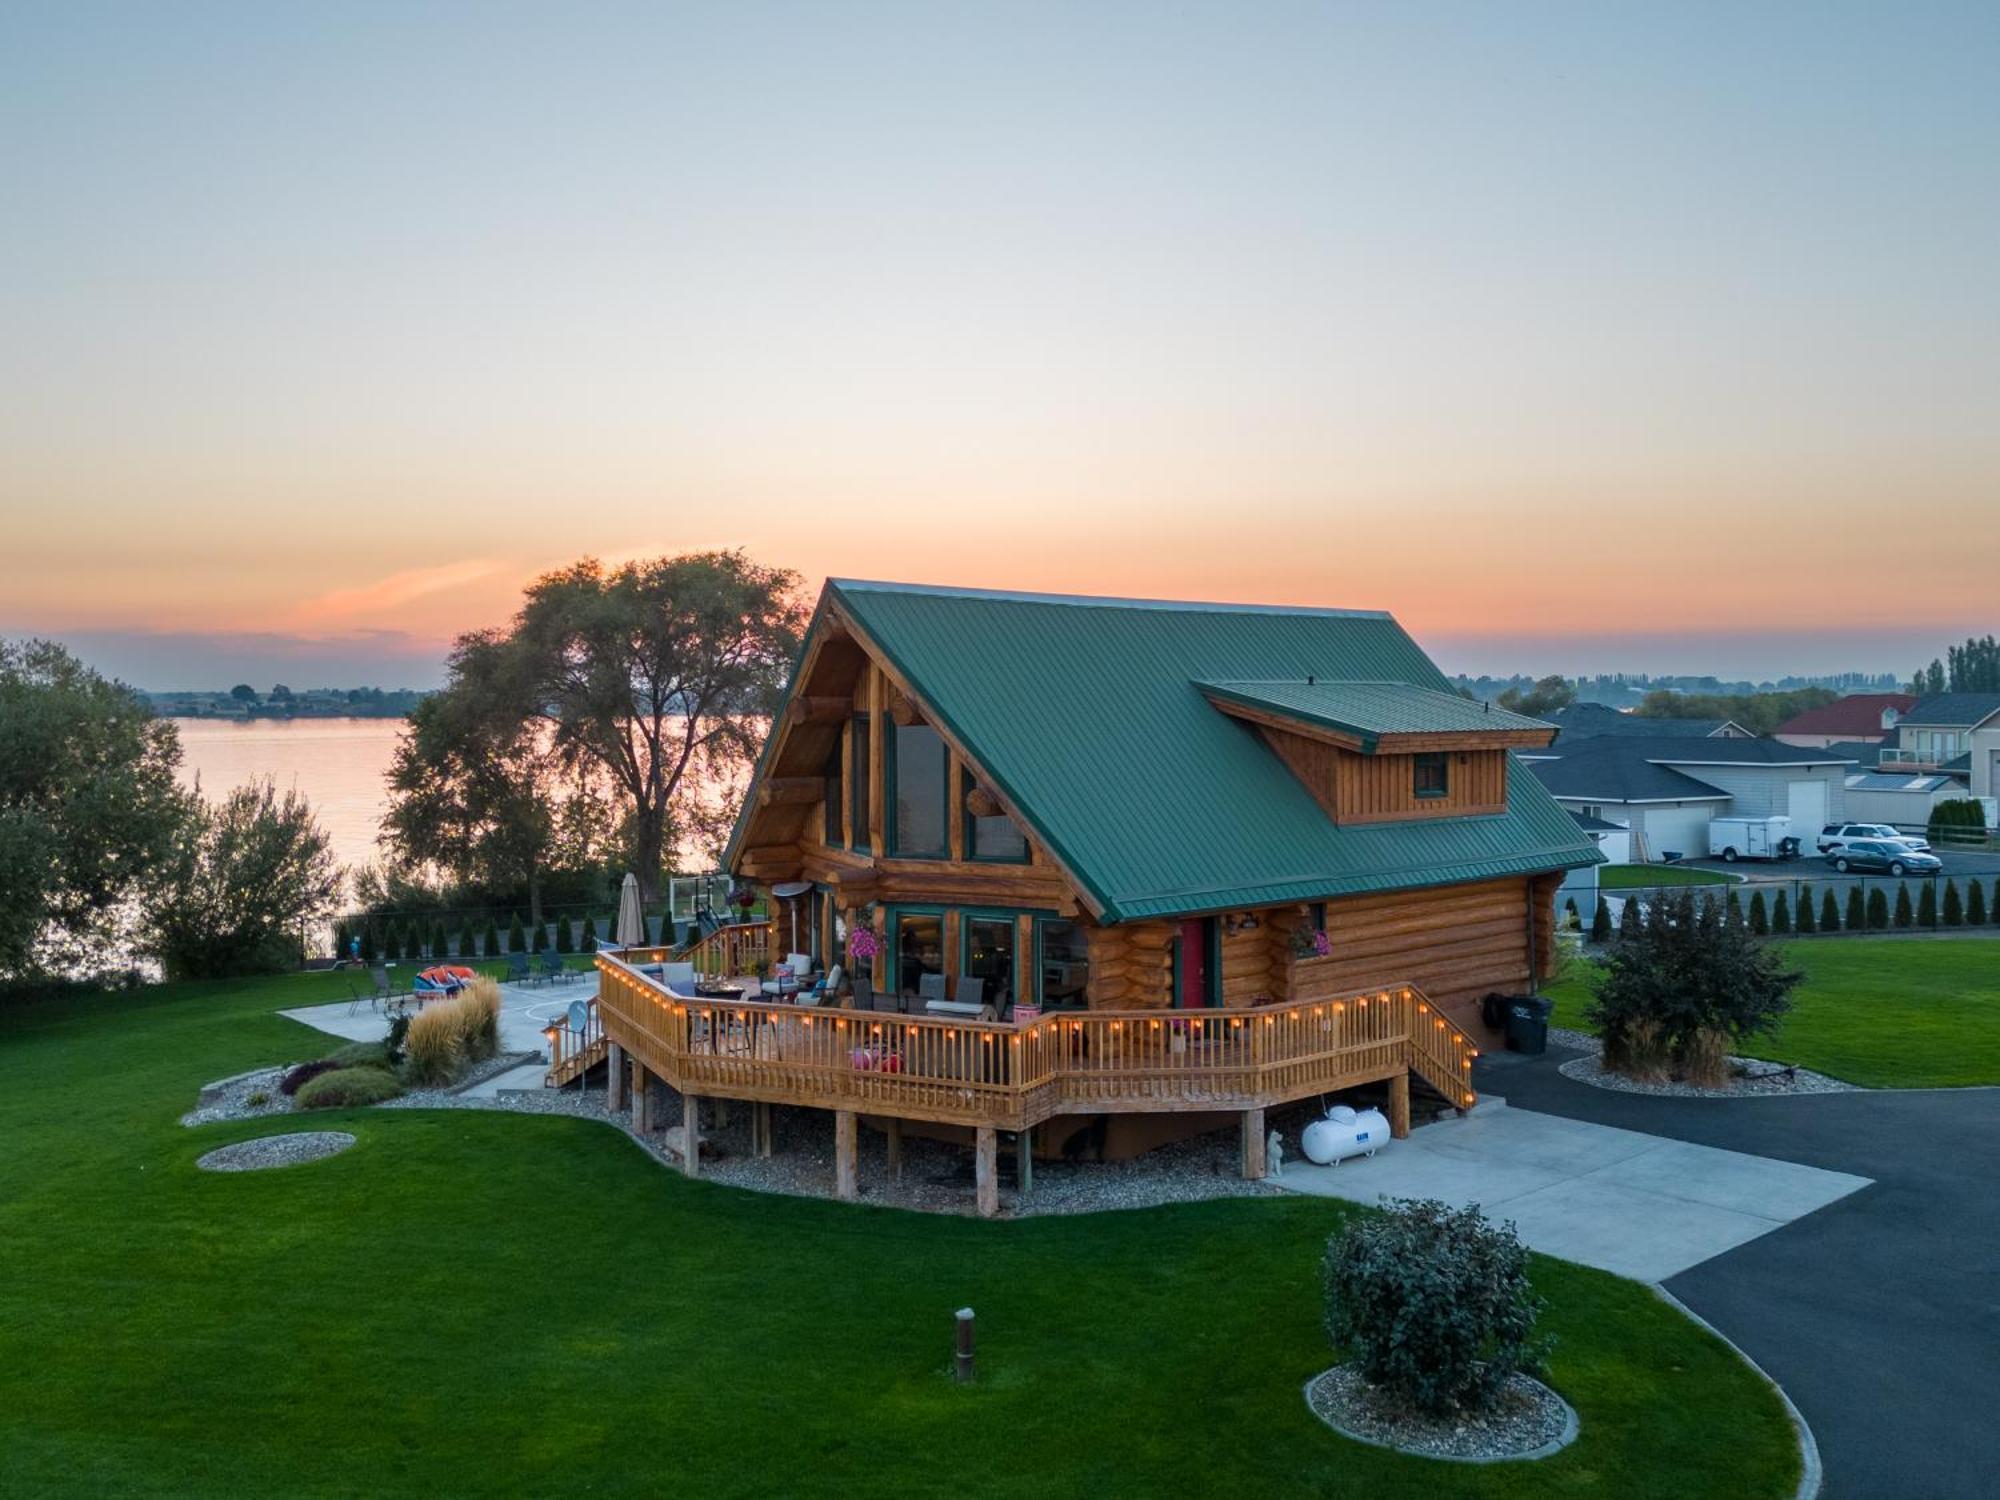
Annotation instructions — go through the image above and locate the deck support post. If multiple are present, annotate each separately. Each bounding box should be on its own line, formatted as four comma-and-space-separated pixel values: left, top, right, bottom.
1387, 1072, 1411, 1139
605, 1043, 626, 1114
1240, 1108, 1267, 1180
834, 1110, 858, 1200
1016, 1128, 1033, 1198
753, 1101, 774, 1158
634, 1067, 656, 1133
682, 1092, 702, 1176
885, 1117, 903, 1181
974, 1126, 999, 1218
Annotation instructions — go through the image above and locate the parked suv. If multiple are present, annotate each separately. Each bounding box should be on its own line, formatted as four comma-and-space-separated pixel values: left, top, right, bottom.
1817, 822, 1931, 854
1826, 839, 1943, 876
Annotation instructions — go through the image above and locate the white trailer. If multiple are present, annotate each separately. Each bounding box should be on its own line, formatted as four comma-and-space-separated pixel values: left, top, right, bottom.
1707, 815, 1798, 862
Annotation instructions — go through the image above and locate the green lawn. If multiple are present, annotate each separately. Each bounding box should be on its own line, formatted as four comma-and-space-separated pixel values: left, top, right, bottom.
1548, 938, 2000, 1088
0, 970, 1799, 1498
1598, 865, 1738, 890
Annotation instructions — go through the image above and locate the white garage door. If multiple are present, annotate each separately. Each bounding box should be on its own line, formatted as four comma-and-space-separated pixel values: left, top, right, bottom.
1787, 780, 1828, 845
1644, 805, 1712, 861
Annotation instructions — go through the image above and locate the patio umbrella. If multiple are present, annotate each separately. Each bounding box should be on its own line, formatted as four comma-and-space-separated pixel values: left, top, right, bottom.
614, 872, 646, 949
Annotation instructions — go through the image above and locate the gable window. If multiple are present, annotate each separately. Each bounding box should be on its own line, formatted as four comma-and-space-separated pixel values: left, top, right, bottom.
963, 769, 1028, 862
1413, 752, 1449, 799
890, 722, 948, 857
850, 716, 872, 853
822, 742, 842, 846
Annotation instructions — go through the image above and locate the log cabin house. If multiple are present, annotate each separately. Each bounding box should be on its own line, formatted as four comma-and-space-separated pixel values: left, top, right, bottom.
586, 580, 1600, 1214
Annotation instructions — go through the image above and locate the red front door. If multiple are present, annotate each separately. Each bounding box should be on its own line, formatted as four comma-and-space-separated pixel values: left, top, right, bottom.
1177, 918, 1210, 1008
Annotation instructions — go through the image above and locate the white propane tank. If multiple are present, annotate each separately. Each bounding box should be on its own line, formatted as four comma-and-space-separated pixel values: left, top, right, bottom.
1301, 1104, 1391, 1166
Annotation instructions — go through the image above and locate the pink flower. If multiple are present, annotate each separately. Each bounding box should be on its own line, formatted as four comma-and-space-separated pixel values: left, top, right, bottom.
1312, 930, 1331, 957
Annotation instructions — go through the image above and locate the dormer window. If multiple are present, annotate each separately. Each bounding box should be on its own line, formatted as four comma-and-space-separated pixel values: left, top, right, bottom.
1413, 753, 1449, 799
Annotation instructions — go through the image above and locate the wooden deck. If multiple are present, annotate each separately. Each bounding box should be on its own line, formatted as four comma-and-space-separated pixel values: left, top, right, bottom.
589, 947, 1477, 1135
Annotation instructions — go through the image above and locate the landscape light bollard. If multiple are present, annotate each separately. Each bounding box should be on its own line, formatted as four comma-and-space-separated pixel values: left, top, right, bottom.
954, 1307, 976, 1383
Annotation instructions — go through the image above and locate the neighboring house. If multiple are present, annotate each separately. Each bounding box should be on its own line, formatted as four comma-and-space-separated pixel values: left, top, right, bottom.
1522, 735, 1850, 861
1841, 771, 1971, 831
587, 581, 1601, 1211
1544, 701, 1754, 739
1557, 811, 1626, 912
1881, 694, 2000, 801
1773, 693, 1915, 748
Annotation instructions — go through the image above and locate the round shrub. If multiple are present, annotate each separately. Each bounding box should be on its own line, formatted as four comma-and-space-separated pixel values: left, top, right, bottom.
294, 1066, 403, 1110
1323, 1198, 1548, 1417
280, 1059, 343, 1097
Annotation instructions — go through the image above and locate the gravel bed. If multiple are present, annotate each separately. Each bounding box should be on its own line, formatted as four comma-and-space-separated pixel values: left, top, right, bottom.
1550, 1025, 1861, 1097
1304, 1365, 1576, 1462
195, 1132, 356, 1172
181, 1066, 295, 1127
378, 1051, 542, 1109
403, 1079, 1286, 1217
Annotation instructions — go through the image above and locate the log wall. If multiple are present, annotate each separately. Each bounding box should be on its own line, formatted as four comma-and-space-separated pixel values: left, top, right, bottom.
1258, 727, 1509, 824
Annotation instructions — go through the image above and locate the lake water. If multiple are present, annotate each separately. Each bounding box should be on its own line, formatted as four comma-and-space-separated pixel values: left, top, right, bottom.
171, 717, 403, 878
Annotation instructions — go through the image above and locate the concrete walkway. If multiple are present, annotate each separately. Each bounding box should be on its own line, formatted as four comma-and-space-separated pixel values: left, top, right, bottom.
279, 974, 595, 1057
1277, 1098, 1869, 1281
1485, 1044, 2000, 1500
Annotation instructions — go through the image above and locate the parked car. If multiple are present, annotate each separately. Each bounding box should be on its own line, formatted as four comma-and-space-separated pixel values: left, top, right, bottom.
1817, 822, 1931, 854
1825, 839, 1943, 876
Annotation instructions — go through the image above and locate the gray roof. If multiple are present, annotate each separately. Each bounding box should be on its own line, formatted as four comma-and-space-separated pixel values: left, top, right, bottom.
1525, 741, 1731, 804
1821, 739, 1887, 766
1568, 810, 1627, 833
1901, 693, 2000, 729
1844, 771, 1966, 794
1545, 702, 1743, 739
1545, 733, 1850, 768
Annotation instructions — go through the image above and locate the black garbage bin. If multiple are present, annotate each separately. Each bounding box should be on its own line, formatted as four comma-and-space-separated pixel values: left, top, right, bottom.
1504, 994, 1553, 1055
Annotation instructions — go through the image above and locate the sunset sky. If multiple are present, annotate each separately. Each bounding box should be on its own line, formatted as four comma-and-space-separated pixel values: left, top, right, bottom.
3, 3, 1996, 687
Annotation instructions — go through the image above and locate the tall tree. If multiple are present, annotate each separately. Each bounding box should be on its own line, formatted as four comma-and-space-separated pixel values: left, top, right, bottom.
141, 780, 341, 979
0, 640, 190, 980
1495, 675, 1575, 717
511, 552, 805, 903
380, 634, 612, 926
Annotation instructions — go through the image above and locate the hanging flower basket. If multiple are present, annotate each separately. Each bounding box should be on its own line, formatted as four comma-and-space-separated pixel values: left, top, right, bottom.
848, 927, 881, 961
1291, 927, 1332, 959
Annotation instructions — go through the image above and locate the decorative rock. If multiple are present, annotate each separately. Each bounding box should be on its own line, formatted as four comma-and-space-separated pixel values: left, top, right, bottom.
1550, 1026, 1861, 1097
1304, 1364, 1577, 1462
196, 1132, 356, 1173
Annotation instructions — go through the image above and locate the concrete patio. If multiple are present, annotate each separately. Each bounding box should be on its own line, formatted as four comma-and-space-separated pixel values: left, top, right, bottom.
1275, 1097, 1871, 1281
279, 971, 595, 1059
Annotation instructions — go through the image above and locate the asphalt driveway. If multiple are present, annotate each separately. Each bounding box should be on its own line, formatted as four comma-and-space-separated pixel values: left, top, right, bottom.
1480, 1046, 2000, 1500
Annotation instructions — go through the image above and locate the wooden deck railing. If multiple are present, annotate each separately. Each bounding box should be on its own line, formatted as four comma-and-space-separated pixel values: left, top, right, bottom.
545, 1001, 606, 1088
590, 950, 1477, 1131
676, 921, 771, 978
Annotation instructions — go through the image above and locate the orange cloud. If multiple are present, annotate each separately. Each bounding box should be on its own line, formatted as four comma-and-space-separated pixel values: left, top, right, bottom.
294, 560, 506, 626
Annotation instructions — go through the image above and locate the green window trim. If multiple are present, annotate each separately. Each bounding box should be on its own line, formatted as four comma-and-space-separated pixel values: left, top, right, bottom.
1413, 752, 1449, 799
887, 720, 951, 859
850, 715, 872, 854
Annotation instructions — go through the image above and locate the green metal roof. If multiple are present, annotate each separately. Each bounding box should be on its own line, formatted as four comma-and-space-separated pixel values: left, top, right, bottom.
820, 581, 1600, 924
1198, 678, 1553, 748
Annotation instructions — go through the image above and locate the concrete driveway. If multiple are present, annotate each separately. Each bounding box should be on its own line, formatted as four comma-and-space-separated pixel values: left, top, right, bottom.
1277, 1098, 1868, 1282
1484, 1045, 2000, 1500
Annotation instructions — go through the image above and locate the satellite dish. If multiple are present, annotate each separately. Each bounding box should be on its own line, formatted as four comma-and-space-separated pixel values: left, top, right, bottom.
771, 880, 813, 899
567, 999, 590, 1034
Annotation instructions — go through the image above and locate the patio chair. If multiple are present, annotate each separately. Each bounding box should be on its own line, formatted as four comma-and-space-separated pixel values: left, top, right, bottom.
807, 963, 844, 1005
956, 976, 991, 1019
786, 952, 816, 984
506, 951, 535, 985
538, 950, 569, 984
662, 960, 698, 994
849, 972, 873, 1011
871, 978, 904, 1013
917, 972, 947, 1005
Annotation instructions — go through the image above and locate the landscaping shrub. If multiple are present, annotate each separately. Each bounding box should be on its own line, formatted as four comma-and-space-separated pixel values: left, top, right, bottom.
1944, 880, 1964, 928
1586, 887, 1799, 1084
359, 924, 379, 964
1797, 885, 1818, 933
581, 915, 598, 952
1617, 897, 1642, 941
280, 1058, 343, 1096
1724, 887, 1742, 927
556, 917, 575, 954
430, 918, 449, 958
1970, 880, 1989, 926
327, 1039, 392, 1071
403, 978, 503, 1085
1771, 890, 1791, 933
483, 915, 501, 956
1927, 798, 1988, 845
1917, 883, 1937, 929
508, 913, 526, 953
1322, 1198, 1548, 1417
384, 1010, 410, 1069
295, 1066, 403, 1109
1895, 886, 1914, 930
1590, 897, 1612, 944
245, 1090, 270, 1108
1679, 1025, 1732, 1090
1748, 890, 1768, 935
1824, 888, 1843, 932
459, 916, 478, 957
1864, 888, 1885, 930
